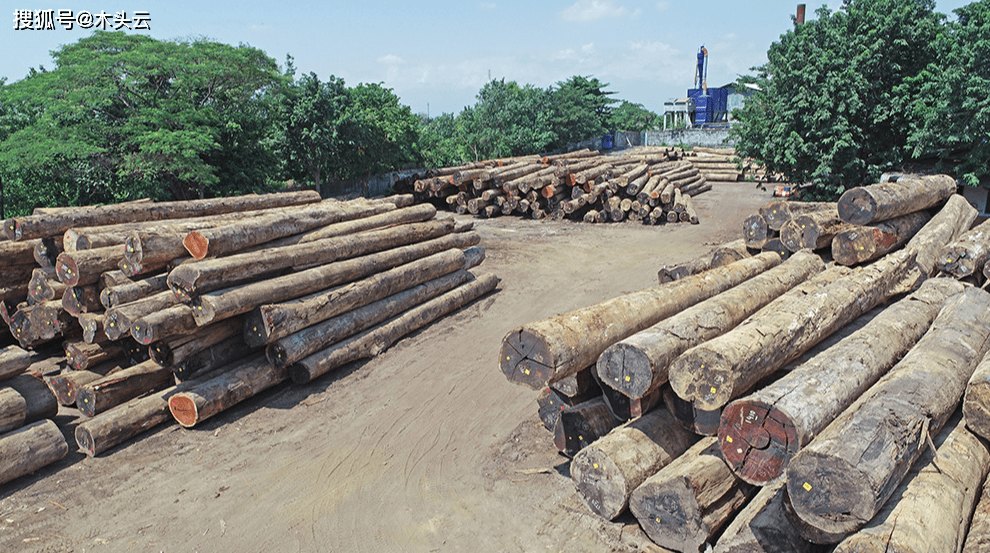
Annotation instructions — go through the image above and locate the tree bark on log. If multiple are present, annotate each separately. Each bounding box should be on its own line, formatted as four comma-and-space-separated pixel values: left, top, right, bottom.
598, 251, 823, 400
759, 201, 834, 231
571, 407, 699, 520
786, 287, 990, 542
130, 304, 198, 345
781, 207, 857, 252
964, 346, 990, 442
713, 480, 820, 553
76, 359, 174, 417
669, 249, 913, 413
0, 419, 67, 486
0, 238, 40, 265
167, 219, 455, 297
65, 339, 123, 371
903, 194, 978, 282
79, 312, 107, 344
100, 274, 169, 309
104, 290, 181, 341
963, 471, 990, 553
937, 217, 990, 279
710, 239, 754, 269
0, 345, 33, 381
55, 245, 124, 286
44, 360, 125, 405
0, 374, 58, 434
501, 252, 783, 391
168, 354, 286, 427
191, 232, 480, 328
62, 285, 102, 316
680, 195, 700, 224
149, 316, 241, 367
265, 203, 438, 249
29, 268, 66, 304
172, 335, 256, 382
629, 437, 757, 553
831, 211, 931, 266
719, 278, 965, 486
834, 416, 988, 553
4, 190, 322, 241
291, 273, 499, 384
837, 175, 957, 226
552, 396, 619, 457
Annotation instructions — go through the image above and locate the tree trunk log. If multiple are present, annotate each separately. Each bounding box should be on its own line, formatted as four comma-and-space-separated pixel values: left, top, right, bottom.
0, 238, 40, 266
0, 419, 67, 486
44, 360, 125, 405
781, 207, 857, 252
78, 312, 107, 344
0, 345, 33, 381
598, 251, 823, 400
552, 396, 619, 457
834, 416, 988, 553
0, 374, 58, 434
669, 249, 912, 413
681, 195, 700, 224
55, 245, 124, 286
786, 287, 990, 542
571, 407, 699, 520
104, 290, 181, 341
963, 471, 990, 553
172, 335, 257, 382
903, 194, 978, 283
100, 274, 169, 309
837, 175, 957, 226
167, 219, 455, 297
149, 316, 241, 367
537, 383, 602, 431
831, 211, 931, 266
168, 354, 286, 427
290, 273, 499, 384
713, 480, 820, 553
65, 339, 123, 371
710, 239, 754, 269
629, 437, 757, 553
501, 252, 783, 391
62, 285, 101, 316
28, 268, 65, 304
719, 278, 965, 485
271, 203, 438, 248
759, 201, 834, 231
76, 359, 174, 417
964, 345, 990, 443
743, 214, 773, 249
130, 304, 198, 345
937, 217, 990, 279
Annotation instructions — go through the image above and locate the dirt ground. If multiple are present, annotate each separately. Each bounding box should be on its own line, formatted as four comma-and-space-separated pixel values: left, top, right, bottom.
0, 180, 774, 553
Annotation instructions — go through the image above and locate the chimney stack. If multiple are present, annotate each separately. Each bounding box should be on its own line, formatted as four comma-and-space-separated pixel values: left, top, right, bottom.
796, 3, 806, 25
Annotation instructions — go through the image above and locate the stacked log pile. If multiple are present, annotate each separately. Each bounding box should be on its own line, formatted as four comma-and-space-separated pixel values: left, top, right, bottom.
0, 190, 498, 470
411, 147, 712, 225
498, 176, 990, 551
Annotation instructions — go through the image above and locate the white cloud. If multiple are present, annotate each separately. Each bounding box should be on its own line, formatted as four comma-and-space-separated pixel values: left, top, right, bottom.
561, 0, 628, 22
477, 2, 497, 9
377, 54, 405, 65
724, 33, 738, 40
581, 42, 596, 54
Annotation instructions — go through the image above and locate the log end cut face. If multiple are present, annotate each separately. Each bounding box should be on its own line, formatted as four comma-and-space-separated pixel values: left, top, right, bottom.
499, 328, 555, 390
669, 348, 735, 412
74, 425, 96, 457
572, 447, 627, 520
630, 476, 705, 552
596, 343, 655, 399
55, 254, 81, 287
964, 379, 990, 441
4, 219, 21, 241
837, 188, 878, 226
168, 394, 199, 428
183, 232, 209, 260
719, 400, 800, 485
785, 451, 874, 541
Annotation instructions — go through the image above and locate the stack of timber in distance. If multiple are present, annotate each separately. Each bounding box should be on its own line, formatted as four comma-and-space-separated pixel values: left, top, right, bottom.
410, 146, 712, 225
497, 183, 990, 551
0, 191, 499, 486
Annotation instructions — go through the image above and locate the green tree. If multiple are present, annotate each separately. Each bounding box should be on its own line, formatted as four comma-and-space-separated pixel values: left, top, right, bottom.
419, 112, 470, 169
460, 79, 556, 160
731, 0, 943, 198
910, 0, 990, 185
344, 82, 422, 195
550, 75, 616, 148
610, 100, 661, 132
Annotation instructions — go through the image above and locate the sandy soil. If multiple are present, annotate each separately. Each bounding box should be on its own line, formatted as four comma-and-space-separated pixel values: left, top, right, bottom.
0, 180, 774, 553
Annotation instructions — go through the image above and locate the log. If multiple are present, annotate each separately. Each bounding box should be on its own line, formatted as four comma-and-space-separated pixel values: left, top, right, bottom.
4, 190, 322, 241
680, 195, 700, 224
278, 203, 438, 247
65, 339, 123, 371
55, 245, 124, 286
291, 273, 499, 384
0, 374, 58, 434
710, 239, 753, 269
598, 251, 823, 400
905, 194, 978, 281
713, 480, 818, 553
963, 471, 990, 553
0, 345, 33, 381
548, 366, 599, 398
629, 437, 757, 553
28, 268, 66, 304
2, 264, 37, 290
501, 252, 784, 390
0, 419, 67, 486
786, 286, 990, 542
149, 316, 241, 368
44, 360, 125, 405
0, 237, 40, 265
743, 214, 773, 249
762, 238, 792, 260
78, 312, 107, 344
938, 217, 990, 279
552, 396, 619, 457
669, 249, 913, 414
130, 304, 198, 345
245, 248, 474, 346
965, 345, 990, 442
167, 218, 456, 297
831, 211, 931, 266
571, 408, 699, 520
837, 174, 957, 225
62, 285, 101, 316
76, 359, 174, 417
834, 415, 988, 553
536, 383, 601, 431
168, 354, 286, 427
104, 290, 181, 341
172, 335, 256, 382
99, 274, 169, 309
758, 201, 834, 231
191, 232, 480, 327
719, 278, 965, 485
32, 238, 61, 270
781, 207, 857, 252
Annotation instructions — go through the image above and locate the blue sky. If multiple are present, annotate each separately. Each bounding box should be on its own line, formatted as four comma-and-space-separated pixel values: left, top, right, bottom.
1, 1, 975, 117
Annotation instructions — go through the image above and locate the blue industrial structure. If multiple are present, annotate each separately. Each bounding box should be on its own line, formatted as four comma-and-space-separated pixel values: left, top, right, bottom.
686, 46, 729, 126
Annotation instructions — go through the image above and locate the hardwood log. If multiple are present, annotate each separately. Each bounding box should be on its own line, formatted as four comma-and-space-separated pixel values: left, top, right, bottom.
104, 290, 181, 341
0, 345, 33, 381
762, 238, 792, 260
45, 359, 124, 405
834, 416, 988, 553
709, 239, 754, 269
65, 339, 123, 371
172, 335, 256, 382
713, 480, 818, 553
99, 274, 169, 309
501, 253, 784, 390
598, 251, 823, 400
629, 437, 757, 553
831, 211, 931, 266
571, 407, 699, 520
0, 237, 40, 265
290, 273, 499, 384
167, 219, 455, 297
76, 359, 174, 417
552, 396, 619, 457
758, 201, 835, 231
55, 245, 124, 286
0, 374, 58, 434
0, 419, 67, 486
32, 238, 61, 271
963, 470, 990, 552
130, 304, 197, 345
904, 194, 978, 282
149, 317, 241, 367
62, 285, 102, 316
536, 383, 601, 431
168, 354, 285, 427
837, 174, 957, 225
78, 312, 107, 344
28, 268, 66, 304
938, 217, 990, 279
719, 278, 965, 485
781, 207, 857, 252
786, 287, 990, 542
964, 344, 990, 442
669, 249, 913, 413
743, 214, 773, 249
4, 190, 322, 241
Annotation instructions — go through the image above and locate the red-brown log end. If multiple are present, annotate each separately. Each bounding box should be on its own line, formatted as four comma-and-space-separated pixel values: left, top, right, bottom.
183, 232, 209, 260
168, 394, 199, 427
719, 400, 800, 485
55, 253, 81, 286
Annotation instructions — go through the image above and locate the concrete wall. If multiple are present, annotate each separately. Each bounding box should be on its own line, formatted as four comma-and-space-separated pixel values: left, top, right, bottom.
643, 128, 735, 149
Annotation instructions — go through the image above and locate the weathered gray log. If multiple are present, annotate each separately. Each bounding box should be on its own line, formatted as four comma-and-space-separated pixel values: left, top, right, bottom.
291, 273, 499, 384
44, 360, 125, 406
709, 239, 753, 269
937, 217, 990, 279
130, 305, 197, 345
172, 335, 257, 382
190, 232, 480, 327
834, 416, 988, 553
963, 469, 990, 553
680, 195, 700, 224
837, 174, 957, 225
149, 317, 242, 368
781, 207, 857, 252
629, 437, 757, 553
260, 203, 438, 248
168, 354, 286, 427
719, 278, 965, 485
501, 252, 784, 390
4, 190, 322, 241
99, 274, 169, 309
571, 408, 699, 520
0, 419, 67, 486
167, 218, 456, 297
0, 345, 33, 381
786, 286, 990, 542
831, 211, 931, 266
761, 237, 792, 260
964, 347, 990, 442
597, 251, 823, 400
537, 383, 602, 431
0, 374, 58, 434
759, 201, 834, 231
897, 194, 975, 281
669, 249, 913, 414
76, 359, 174, 417
713, 480, 818, 553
